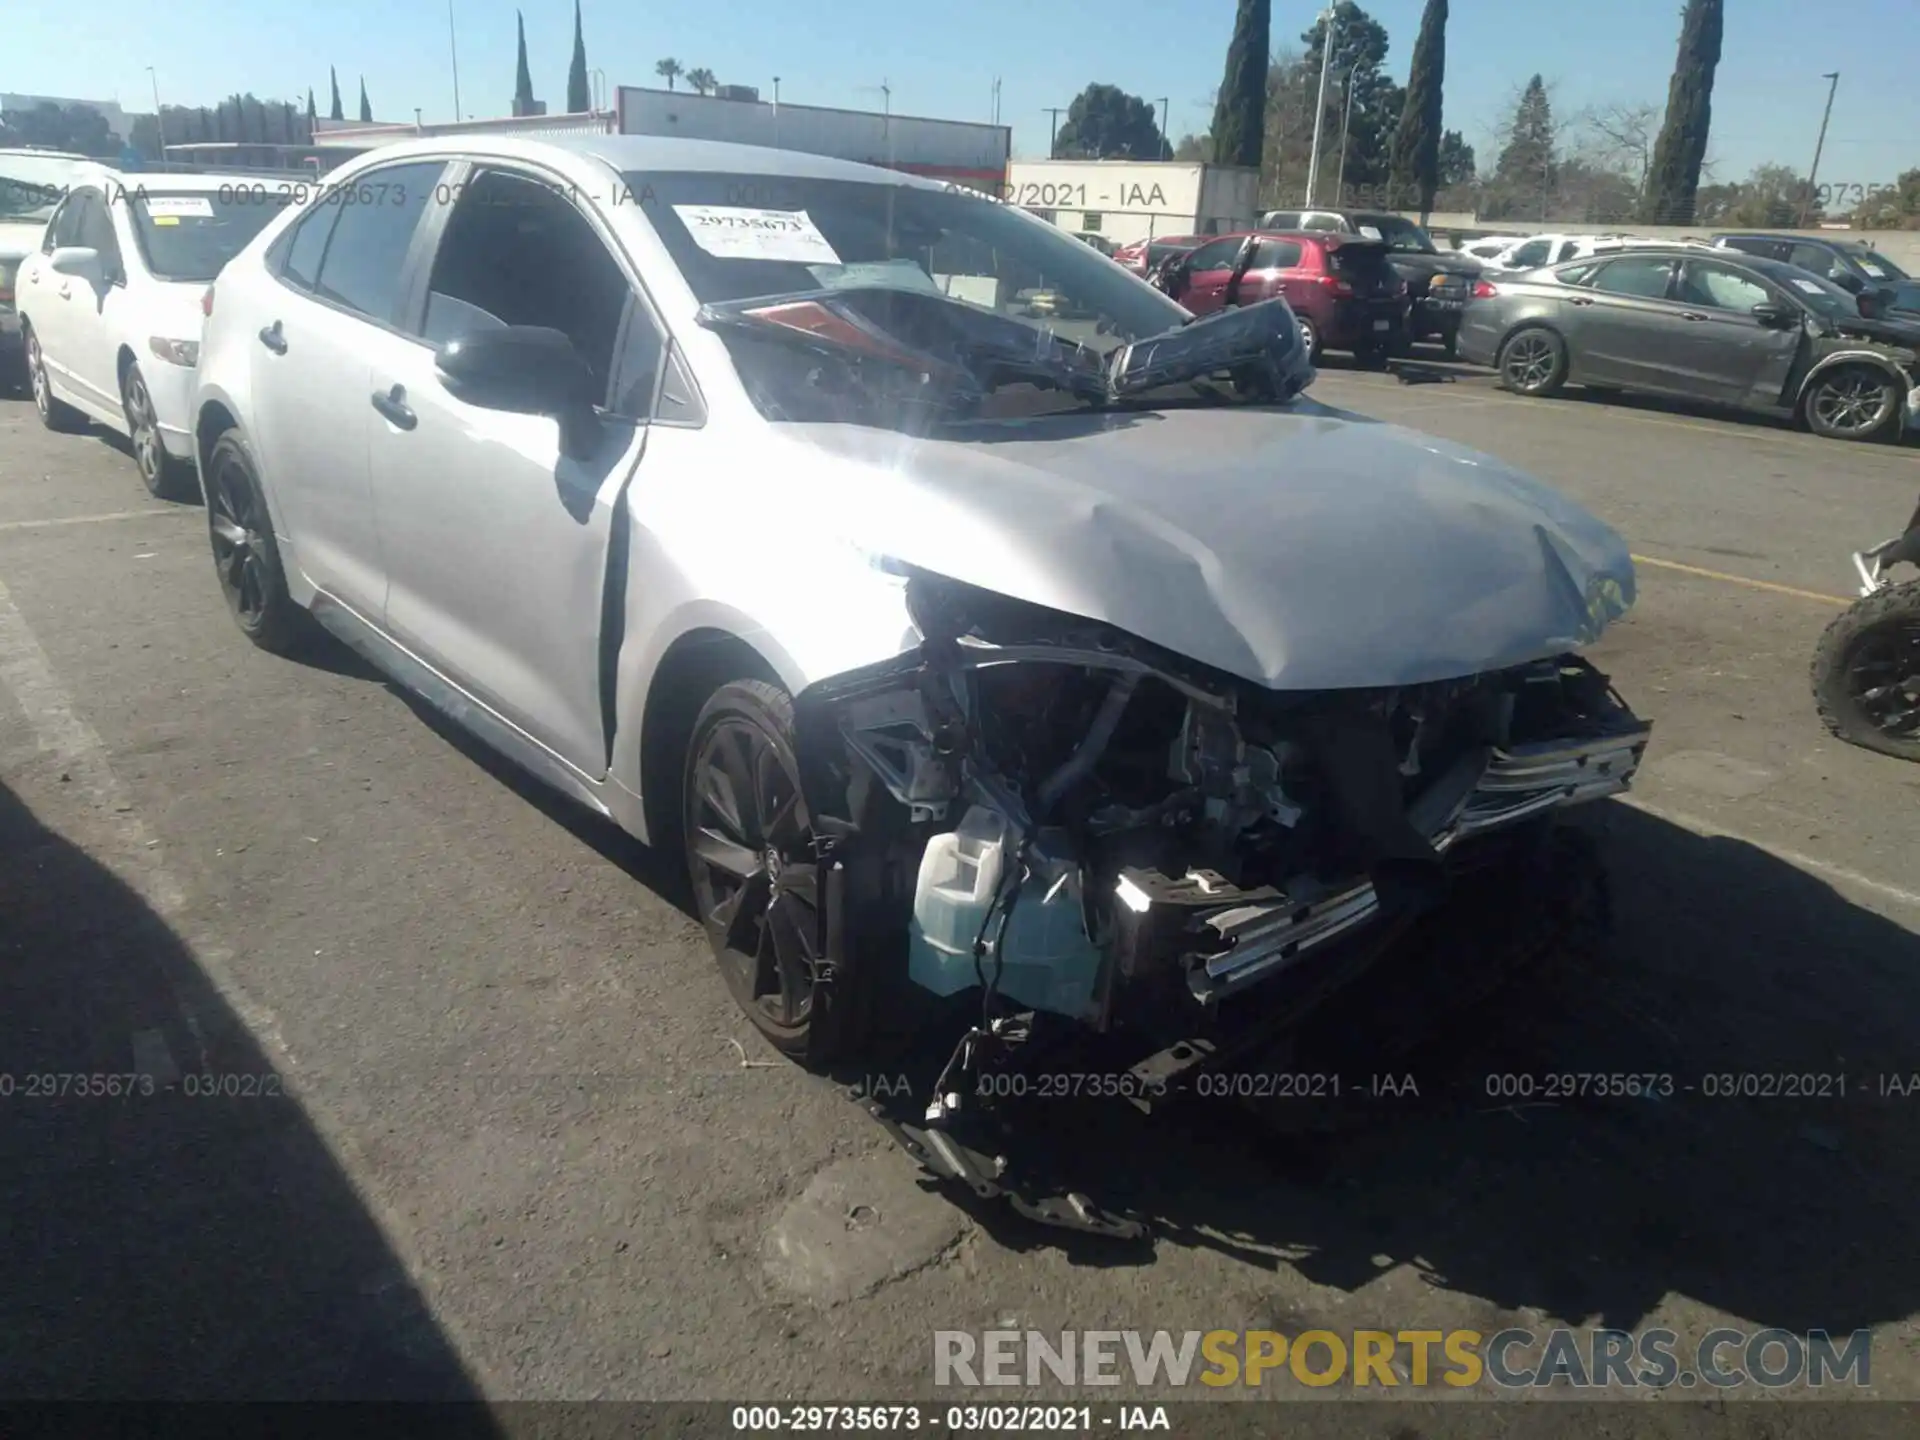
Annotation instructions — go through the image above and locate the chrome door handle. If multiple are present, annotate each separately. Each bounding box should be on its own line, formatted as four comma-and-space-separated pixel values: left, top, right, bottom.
1569, 297, 1594, 306
1682, 312, 1708, 321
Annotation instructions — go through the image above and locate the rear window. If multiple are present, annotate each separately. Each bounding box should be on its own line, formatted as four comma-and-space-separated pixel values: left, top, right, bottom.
1326, 242, 1395, 279
126, 189, 296, 282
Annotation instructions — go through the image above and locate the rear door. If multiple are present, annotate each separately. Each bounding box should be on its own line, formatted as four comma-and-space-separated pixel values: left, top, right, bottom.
65, 186, 136, 413
20, 191, 86, 385
1667, 258, 1803, 406
246, 160, 445, 614
1565, 254, 1683, 389
1230, 238, 1304, 306
1177, 235, 1250, 314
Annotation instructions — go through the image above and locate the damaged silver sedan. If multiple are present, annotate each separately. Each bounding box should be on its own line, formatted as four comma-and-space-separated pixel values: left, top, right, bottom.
190, 135, 1650, 1232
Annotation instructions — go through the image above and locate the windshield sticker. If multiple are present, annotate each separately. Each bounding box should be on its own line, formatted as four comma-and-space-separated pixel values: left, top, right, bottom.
1859, 263, 1886, 278
1790, 278, 1826, 295
1358, 225, 1383, 239
145, 195, 215, 218
151, 216, 181, 227
673, 205, 841, 264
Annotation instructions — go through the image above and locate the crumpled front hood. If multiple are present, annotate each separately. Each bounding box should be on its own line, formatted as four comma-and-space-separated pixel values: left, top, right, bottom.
786, 401, 1636, 692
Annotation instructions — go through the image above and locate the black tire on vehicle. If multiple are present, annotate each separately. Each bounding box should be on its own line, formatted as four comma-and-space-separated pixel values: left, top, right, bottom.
1802, 364, 1903, 443
684, 679, 860, 1062
25, 324, 87, 433
1441, 327, 1460, 359
204, 430, 308, 654
122, 362, 195, 501
1810, 578, 1920, 763
1497, 325, 1568, 397
1355, 341, 1393, 371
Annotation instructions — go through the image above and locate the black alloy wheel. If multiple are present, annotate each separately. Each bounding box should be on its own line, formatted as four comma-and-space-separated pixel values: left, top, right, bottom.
684, 680, 824, 1058
204, 431, 304, 653
1805, 367, 1900, 442
1498, 327, 1567, 396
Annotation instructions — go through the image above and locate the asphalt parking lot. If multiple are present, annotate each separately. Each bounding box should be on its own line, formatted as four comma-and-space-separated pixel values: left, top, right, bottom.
3, 356, 1918, 1425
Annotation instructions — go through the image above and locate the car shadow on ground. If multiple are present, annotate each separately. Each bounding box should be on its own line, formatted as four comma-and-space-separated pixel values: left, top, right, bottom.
0, 777, 500, 1408
909, 800, 1920, 1337
1546, 383, 1920, 449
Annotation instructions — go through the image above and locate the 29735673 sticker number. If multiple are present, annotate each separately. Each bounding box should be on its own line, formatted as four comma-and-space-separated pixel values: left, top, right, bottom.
730, 1406, 925, 1430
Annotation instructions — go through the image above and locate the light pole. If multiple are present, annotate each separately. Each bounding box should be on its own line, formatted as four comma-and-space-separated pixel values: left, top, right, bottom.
1304, 5, 1338, 206
1154, 96, 1170, 158
1334, 72, 1357, 203
447, 0, 463, 122
1044, 106, 1067, 156
772, 76, 781, 147
1799, 71, 1840, 229
146, 66, 163, 162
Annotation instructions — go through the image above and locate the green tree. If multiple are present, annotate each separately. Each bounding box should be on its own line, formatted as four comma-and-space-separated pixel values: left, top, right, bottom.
1054, 83, 1170, 160
1173, 131, 1211, 161
1484, 75, 1556, 220
1641, 0, 1723, 224
514, 11, 537, 114
0, 101, 121, 156
655, 58, 683, 92
1299, 3, 1405, 200
305, 89, 317, 126
329, 67, 344, 122
1211, 0, 1270, 169
686, 68, 718, 97
358, 78, 372, 123
1389, 0, 1447, 213
1438, 129, 1474, 186
567, 0, 591, 112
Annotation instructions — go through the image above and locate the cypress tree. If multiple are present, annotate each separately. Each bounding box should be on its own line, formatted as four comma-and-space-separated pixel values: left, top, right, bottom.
328, 68, 343, 122
305, 89, 317, 126
514, 12, 536, 114
358, 78, 372, 124
1210, 0, 1270, 169
1389, 0, 1447, 214
1641, 0, 1723, 224
567, 0, 591, 113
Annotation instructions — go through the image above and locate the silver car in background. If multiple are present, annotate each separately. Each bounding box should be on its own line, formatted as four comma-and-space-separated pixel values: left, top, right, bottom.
1459, 247, 1920, 443
189, 132, 1650, 1225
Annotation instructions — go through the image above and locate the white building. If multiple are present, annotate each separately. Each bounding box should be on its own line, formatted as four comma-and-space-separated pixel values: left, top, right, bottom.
999, 159, 1262, 244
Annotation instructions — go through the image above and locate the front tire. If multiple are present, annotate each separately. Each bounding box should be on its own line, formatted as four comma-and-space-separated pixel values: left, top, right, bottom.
1804, 365, 1902, 443
1497, 326, 1568, 397
122, 363, 194, 501
25, 325, 87, 433
1811, 579, 1920, 762
684, 679, 846, 1061
204, 430, 307, 654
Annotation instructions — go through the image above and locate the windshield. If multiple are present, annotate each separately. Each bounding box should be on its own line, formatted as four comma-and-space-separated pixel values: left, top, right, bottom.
1855, 249, 1910, 282
1757, 260, 1857, 318
125, 189, 296, 282
1354, 215, 1437, 254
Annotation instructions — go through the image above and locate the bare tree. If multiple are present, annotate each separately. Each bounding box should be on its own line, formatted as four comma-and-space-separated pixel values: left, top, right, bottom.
1578, 101, 1661, 202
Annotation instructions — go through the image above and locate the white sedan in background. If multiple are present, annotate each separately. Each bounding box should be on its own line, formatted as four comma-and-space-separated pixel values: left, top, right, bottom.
15, 168, 295, 497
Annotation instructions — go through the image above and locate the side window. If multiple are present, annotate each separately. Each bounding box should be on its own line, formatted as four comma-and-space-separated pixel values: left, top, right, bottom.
607, 300, 666, 420
1251, 239, 1303, 269
1303, 213, 1343, 232
309, 163, 441, 325
1185, 237, 1244, 272
75, 192, 123, 277
1677, 261, 1772, 312
1264, 211, 1304, 230
1788, 243, 1843, 280
1507, 239, 1552, 269
42, 193, 84, 253
1554, 239, 1581, 262
278, 201, 344, 291
421, 167, 636, 406
1589, 256, 1675, 299
1557, 262, 1602, 287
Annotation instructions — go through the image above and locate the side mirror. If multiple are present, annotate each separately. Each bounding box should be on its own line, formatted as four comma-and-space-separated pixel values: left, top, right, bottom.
1832, 271, 1865, 295
436, 325, 602, 457
1750, 303, 1795, 329
49, 245, 103, 282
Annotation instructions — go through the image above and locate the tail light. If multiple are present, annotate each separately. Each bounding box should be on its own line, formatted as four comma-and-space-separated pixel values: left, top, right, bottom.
1318, 274, 1354, 296
201, 285, 215, 317
1471, 280, 1499, 299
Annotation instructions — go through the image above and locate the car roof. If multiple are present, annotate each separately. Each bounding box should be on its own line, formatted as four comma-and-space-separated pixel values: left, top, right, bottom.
333, 132, 951, 191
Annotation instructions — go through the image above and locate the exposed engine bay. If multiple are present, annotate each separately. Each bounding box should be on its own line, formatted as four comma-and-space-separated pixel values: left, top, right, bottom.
791, 569, 1651, 1234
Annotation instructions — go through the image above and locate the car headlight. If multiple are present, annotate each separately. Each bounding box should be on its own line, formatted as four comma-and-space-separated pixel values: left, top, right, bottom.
148, 336, 200, 367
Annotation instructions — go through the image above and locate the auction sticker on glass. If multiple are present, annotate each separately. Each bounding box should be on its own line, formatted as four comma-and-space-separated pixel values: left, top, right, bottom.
145, 195, 216, 218
672, 205, 841, 264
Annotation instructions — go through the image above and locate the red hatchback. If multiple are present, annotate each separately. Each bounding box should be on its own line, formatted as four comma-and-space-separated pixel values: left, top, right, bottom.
1170, 230, 1411, 365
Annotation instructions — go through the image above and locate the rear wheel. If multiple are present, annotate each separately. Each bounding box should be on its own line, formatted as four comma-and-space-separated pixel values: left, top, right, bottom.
1811, 580, 1920, 762
1498, 326, 1568, 396
1295, 316, 1321, 363
26, 325, 87, 433
1803, 365, 1902, 442
684, 680, 841, 1061
205, 430, 307, 654
122, 363, 194, 501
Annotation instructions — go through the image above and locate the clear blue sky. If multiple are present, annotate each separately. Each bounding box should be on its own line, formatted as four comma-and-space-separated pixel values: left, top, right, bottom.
5, 0, 1914, 184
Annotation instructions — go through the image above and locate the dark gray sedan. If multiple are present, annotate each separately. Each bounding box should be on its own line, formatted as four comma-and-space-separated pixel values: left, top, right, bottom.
1457, 248, 1920, 443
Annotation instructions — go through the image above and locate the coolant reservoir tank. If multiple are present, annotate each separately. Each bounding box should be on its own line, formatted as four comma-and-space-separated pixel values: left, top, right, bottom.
907, 805, 1010, 997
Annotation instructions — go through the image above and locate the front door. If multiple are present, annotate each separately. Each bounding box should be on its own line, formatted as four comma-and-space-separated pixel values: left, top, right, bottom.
1177, 235, 1252, 315
1667, 258, 1805, 407
367, 165, 668, 778
22, 190, 91, 396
